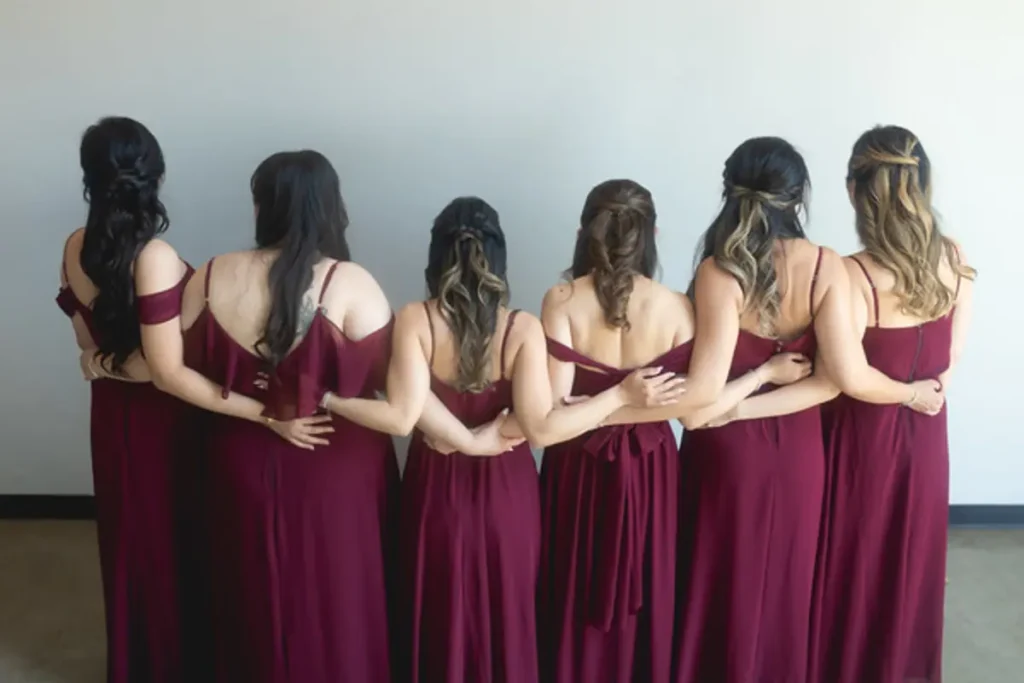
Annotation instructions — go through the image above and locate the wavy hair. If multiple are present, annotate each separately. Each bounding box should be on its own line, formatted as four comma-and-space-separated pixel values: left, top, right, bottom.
252, 150, 350, 366
569, 179, 658, 329
694, 137, 810, 335
79, 117, 168, 373
848, 125, 975, 318
425, 197, 509, 393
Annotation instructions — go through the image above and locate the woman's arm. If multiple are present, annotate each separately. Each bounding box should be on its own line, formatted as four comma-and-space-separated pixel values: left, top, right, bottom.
509, 313, 682, 448
938, 253, 974, 390
81, 348, 151, 383
137, 245, 332, 449
816, 251, 941, 411
323, 303, 430, 437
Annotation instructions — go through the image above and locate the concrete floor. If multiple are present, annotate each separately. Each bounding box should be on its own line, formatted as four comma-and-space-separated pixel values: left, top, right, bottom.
0, 522, 1020, 683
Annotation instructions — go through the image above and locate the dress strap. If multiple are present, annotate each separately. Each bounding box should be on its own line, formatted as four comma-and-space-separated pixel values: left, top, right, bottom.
808, 246, 824, 315
319, 261, 341, 304
849, 255, 880, 327
204, 257, 215, 301
422, 301, 436, 368
500, 310, 521, 378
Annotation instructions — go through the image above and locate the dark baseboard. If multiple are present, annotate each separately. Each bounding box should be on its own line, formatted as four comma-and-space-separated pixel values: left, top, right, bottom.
0, 496, 1021, 528
0, 495, 96, 520
949, 504, 1024, 528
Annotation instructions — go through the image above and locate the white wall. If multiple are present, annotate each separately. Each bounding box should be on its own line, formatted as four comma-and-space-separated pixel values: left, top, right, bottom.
0, 0, 1019, 502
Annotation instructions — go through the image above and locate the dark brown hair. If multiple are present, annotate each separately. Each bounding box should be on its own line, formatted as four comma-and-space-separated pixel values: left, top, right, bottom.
694, 137, 810, 335
848, 126, 975, 318
425, 197, 509, 392
569, 179, 658, 329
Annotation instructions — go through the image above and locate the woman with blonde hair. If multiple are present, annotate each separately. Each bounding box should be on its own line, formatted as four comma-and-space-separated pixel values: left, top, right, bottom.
591, 139, 943, 683
808, 126, 975, 683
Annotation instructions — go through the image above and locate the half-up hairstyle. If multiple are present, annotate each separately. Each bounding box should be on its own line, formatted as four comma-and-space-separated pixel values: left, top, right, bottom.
425, 197, 510, 393
252, 150, 350, 366
79, 117, 169, 373
570, 179, 658, 329
847, 125, 975, 318
694, 137, 810, 335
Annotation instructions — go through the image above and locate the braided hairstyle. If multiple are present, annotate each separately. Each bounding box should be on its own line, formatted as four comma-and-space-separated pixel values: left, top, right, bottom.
847, 125, 975, 318
79, 117, 169, 373
694, 137, 810, 335
569, 179, 658, 329
425, 197, 510, 393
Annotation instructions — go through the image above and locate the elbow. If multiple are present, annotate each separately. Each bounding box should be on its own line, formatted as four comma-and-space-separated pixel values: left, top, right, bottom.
391, 415, 418, 439
679, 414, 704, 431
149, 368, 176, 395
520, 423, 554, 450
684, 379, 721, 411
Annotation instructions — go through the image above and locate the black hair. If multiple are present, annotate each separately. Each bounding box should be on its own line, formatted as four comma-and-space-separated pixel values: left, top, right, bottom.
79, 116, 168, 373
251, 150, 350, 366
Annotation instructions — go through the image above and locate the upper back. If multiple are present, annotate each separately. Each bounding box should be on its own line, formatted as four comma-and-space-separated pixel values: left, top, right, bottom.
181, 250, 391, 351
419, 299, 519, 388
846, 247, 963, 329
543, 274, 694, 370
736, 238, 823, 340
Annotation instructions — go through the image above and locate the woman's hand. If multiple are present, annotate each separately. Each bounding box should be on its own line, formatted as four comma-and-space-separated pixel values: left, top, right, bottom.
905, 379, 945, 415
79, 349, 99, 381
619, 367, 687, 408
265, 414, 335, 450
424, 409, 525, 456
757, 353, 813, 387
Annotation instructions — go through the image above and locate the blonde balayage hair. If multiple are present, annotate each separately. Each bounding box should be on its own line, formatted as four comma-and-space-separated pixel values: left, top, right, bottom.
695, 137, 810, 336
426, 197, 510, 393
848, 126, 975, 319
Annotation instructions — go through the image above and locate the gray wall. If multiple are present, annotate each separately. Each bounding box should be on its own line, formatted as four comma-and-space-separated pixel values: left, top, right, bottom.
0, 0, 1019, 503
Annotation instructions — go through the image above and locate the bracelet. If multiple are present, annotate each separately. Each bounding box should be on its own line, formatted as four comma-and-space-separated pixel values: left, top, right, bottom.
901, 389, 917, 407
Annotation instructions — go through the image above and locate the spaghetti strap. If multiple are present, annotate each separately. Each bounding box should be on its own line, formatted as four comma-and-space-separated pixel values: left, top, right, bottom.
850, 255, 880, 327
500, 310, 520, 378
808, 246, 824, 315
422, 301, 436, 368
204, 258, 215, 300
319, 261, 341, 304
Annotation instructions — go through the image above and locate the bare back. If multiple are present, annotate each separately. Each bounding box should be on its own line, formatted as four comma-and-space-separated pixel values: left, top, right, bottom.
419, 300, 518, 388
180, 250, 391, 352
737, 238, 824, 340
845, 248, 964, 330
543, 275, 694, 371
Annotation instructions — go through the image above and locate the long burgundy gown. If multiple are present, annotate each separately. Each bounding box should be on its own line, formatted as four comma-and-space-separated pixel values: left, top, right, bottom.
399, 307, 541, 683
809, 257, 954, 683
538, 340, 693, 683
57, 258, 194, 683
673, 249, 824, 683
182, 260, 399, 683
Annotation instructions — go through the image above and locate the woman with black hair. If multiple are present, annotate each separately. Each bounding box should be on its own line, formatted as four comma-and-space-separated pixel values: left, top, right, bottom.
172, 150, 492, 683
324, 196, 684, 683
57, 118, 320, 683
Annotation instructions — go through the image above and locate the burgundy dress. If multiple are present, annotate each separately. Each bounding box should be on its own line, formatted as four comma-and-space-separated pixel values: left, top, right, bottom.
57, 260, 194, 683
399, 307, 541, 683
809, 258, 954, 683
673, 249, 824, 683
182, 260, 399, 683
538, 340, 693, 683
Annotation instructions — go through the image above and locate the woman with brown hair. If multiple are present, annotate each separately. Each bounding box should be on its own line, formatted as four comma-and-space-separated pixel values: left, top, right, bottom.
588, 140, 943, 683
535, 179, 814, 683
324, 196, 684, 683
808, 126, 975, 683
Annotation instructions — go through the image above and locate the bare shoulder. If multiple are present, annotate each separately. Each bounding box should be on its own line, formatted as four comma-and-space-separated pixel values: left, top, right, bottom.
509, 309, 544, 343
136, 237, 180, 267
395, 300, 428, 330
541, 281, 574, 313
694, 256, 741, 296
841, 251, 868, 280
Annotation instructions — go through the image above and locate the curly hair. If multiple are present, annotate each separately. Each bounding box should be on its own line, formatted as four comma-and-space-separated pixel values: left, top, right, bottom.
570, 179, 658, 329
694, 137, 810, 335
848, 126, 975, 318
425, 197, 510, 392
79, 117, 168, 373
